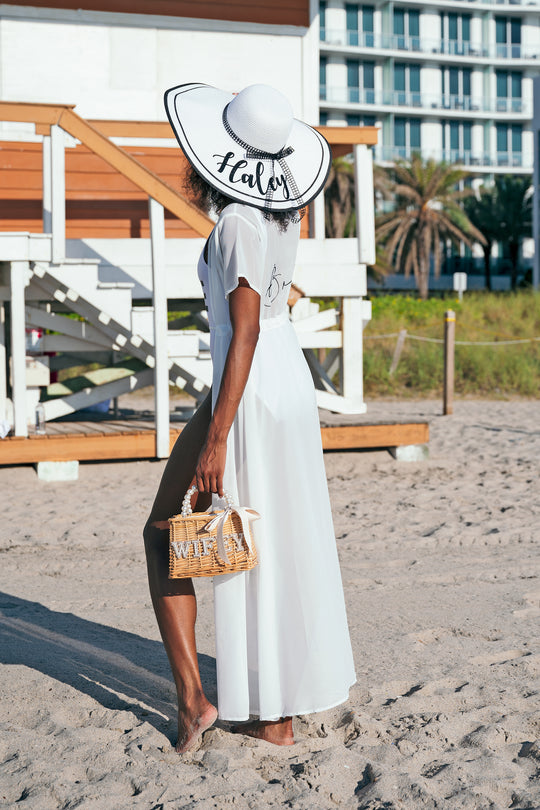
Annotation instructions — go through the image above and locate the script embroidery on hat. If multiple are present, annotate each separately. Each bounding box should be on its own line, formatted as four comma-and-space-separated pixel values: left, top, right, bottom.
213, 151, 291, 201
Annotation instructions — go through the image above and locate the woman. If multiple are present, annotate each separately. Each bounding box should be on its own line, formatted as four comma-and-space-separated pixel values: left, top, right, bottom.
144, 83, 356, 752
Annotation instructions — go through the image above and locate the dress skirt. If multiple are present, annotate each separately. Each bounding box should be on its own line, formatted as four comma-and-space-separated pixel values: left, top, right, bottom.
211, 311, 356, 721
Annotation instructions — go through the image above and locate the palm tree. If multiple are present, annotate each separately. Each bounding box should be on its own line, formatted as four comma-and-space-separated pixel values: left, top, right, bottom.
324, 157, 355, 238
491, 175, 532, 290
464, 186, 499, 291
376, 154, 486, 299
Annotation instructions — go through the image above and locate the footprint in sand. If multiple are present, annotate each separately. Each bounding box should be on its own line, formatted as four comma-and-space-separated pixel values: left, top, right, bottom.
513, 591, 540, 618
469, 649, 532, 666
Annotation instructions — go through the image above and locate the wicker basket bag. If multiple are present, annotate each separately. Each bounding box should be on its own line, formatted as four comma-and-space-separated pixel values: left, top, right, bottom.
168, 485, 260, 579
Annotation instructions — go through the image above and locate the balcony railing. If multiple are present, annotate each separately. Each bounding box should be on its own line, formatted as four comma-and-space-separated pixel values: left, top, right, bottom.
481, 0, 540, 4
320, 86, 530, 114
320, 29, 540, 60
374, 146, 530, 169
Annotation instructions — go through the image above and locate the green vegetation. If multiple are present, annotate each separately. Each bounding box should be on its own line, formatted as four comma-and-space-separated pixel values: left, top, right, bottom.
363, 291, 540, 398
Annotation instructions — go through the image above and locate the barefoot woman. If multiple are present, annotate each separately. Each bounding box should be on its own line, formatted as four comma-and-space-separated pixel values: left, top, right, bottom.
144, 83, 356, 751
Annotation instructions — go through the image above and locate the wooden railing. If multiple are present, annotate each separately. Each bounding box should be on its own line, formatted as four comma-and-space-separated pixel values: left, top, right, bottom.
0, 100, 217, 454
0, 101, 214, 239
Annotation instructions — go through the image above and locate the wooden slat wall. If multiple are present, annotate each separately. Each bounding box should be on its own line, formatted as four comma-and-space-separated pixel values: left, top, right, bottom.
9, 1, 310, 27
0, 141, 309, 238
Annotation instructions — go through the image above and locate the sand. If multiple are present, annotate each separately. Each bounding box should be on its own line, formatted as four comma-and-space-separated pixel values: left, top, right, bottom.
1, 399, 539, 809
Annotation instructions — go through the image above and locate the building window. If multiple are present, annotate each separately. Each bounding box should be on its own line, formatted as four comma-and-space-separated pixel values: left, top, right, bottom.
495, 16, 521, 58
393, 117, 421, 158
320, 0, 326, 40
496, 70, 522, 112
393, 7, 420, 51
441, 120, 472, 162
347, 59, 375, 103
441, 67, 472, 109
319, 111, 328, 125
363, 6, 374, 47
346, 4, 374, 47
320, 56, 327, 101
347, 114, 376, 126
496, 123, 522, 166
440, 12, 471, 56
394, 63, 421, 106
346, 4, 358, 45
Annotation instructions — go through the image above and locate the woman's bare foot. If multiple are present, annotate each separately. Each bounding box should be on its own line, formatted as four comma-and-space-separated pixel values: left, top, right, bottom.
231, 716, 294, 746
176, 702, 218, 754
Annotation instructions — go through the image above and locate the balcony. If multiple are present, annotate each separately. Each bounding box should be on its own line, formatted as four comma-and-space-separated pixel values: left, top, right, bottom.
363, 0, 540, 8
374, 146, 530, 169
320, 29, 540, 60
320, 86, 530, 115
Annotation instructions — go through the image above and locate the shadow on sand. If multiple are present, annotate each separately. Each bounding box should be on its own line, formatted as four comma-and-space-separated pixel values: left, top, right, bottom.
0, 591, 217, 744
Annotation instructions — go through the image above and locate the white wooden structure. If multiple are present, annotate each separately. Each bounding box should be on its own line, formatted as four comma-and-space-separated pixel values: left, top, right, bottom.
0, 101, 375, 457
533, 75, 540, 291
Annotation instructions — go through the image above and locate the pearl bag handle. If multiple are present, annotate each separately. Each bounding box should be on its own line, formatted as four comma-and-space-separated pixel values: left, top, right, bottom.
181, 484, 235, 517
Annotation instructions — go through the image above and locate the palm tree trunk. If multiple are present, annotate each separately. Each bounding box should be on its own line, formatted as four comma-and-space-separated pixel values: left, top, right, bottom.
418, 257, 429, 300
509, 241, 520, 290
483, 241, 492, 291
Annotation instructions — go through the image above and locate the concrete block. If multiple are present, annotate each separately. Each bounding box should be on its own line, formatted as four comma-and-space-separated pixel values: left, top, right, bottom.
389, 444, 429, 462
35, 460, 79, 481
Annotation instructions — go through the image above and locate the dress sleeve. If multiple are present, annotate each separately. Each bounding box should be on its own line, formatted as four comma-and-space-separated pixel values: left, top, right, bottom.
219, 213, 265, 300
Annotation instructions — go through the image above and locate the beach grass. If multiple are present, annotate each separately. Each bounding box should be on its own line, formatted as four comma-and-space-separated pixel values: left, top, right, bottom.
362, 290, 540, 398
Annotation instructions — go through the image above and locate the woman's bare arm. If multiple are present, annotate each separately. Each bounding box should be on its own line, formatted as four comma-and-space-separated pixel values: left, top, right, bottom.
195, 278, 260, 496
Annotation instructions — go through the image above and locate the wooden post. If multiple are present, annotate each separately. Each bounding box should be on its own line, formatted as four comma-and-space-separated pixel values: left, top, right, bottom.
0, 303, 6, 422
389, 329, 407, 375
443, 310, 455, 416
310, 193, 326, 239
10, 261, 29, 437
341, 297, 364, 404
149, 197, 170, 459
42, 134, 52, 234
50, 124, 66, 263
353, 143, 376, 266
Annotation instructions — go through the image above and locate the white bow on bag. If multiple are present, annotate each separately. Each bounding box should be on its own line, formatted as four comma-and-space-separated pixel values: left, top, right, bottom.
200, 506, 260, 566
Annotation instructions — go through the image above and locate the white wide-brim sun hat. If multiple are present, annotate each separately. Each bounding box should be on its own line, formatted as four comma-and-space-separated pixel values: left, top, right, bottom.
164, 82, 331, 212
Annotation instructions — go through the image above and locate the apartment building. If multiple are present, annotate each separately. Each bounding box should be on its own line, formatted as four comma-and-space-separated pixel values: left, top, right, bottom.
319, 0, 540, 173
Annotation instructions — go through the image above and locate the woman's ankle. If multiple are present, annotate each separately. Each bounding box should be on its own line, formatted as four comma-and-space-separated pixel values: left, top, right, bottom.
177, 687, 212, 714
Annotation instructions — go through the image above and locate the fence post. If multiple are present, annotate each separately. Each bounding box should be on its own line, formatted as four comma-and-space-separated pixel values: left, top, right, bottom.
443, 310, 455, 415
389, 329, 407, 375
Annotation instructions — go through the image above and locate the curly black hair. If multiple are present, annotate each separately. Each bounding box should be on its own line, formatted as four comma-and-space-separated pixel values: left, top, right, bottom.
183, 164, 304, 233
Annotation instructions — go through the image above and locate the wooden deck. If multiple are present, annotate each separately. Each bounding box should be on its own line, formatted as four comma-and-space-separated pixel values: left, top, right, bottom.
0, 412, 429, 465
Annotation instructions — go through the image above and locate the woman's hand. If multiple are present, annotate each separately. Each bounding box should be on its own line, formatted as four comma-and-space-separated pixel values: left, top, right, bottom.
195, 438, 227, 497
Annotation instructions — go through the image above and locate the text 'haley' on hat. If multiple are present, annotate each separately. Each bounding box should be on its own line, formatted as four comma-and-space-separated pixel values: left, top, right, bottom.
164, 82, 331, 212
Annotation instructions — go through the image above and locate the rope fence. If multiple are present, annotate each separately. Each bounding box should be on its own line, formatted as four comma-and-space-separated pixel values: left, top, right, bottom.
364, 333, 540, 346
361, 312, 540, 415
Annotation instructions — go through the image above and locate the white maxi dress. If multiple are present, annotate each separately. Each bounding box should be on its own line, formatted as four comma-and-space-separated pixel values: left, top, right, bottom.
198, 202, 356, 722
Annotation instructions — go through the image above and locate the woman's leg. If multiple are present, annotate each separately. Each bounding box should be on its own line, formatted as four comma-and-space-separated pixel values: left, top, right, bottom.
143, 392, 217, 753
144, 391, 294, 748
